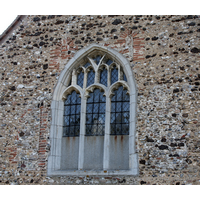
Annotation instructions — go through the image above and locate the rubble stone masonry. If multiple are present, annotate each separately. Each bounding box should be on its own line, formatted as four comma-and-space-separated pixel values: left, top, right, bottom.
0, 15, 200, 184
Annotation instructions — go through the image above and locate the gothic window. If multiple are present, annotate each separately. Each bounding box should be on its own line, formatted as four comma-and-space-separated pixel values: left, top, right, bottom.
48, 44, 138, 176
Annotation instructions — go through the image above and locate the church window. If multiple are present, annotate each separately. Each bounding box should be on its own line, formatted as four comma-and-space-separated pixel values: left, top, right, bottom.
48, 44, 138, 176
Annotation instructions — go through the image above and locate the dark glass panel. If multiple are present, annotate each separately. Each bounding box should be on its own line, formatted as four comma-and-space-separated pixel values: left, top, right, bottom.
63, 127, 67, 136
100, 93, 106, 102
116, 102, 122, 112
123, 73, 127, 82
99, 103, 105, 113
111, 103, 115, 112
106, 59, 113, 65
94, 55, 102, 65
100, 68, 107, 86
87, 69, 95, 87
86, 125, 92, 135
116, 124, 121, 135
74, 126, 80, 136
77, 71, 84, 88
122, 124, 129, 135
84, 62, 91, 68
86, 104, 93, 113
87, 93, 93, 103
76, 105, 81, 114
122, 112, 129, 123
65, 95, 71, 105
111, 124, 115, 135
67, 77, 72, 87
123, 102, 129, 112
115, 113, 122, 123
111, 113, 116, 123
111, 65, 118, 85
75, 115, 80, 124
63, 90, 81, 137
64, 116, 70, 126
64, 106, 70, 115
93, 103, 99, 113
69, 115, 75, 125
86, 114, 92, 123
86, 88, 106, 136
70, 105, 76, 114
110, 86, 130, 135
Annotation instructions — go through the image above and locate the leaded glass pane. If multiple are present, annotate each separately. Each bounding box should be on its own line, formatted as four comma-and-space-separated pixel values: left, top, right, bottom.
123, 73, 127, 82
84, 62, 91, 68
87, 69, 95, 87
110, 86, 130, 135
111, 103, 115, 112
111, 65, 118, 85
122, 124, 129, 135
86, 88, 106, 136
116, 102, 122, 112
86, 104, 93, 113
100, 68, 107, 86
77, 71, 84, 88
63, 90, 81, 137
94, 55, 102, 65
99, 103, 105, 113
106, 59, 113, 65
123, 102, 129, 112
111, 125, 115, 135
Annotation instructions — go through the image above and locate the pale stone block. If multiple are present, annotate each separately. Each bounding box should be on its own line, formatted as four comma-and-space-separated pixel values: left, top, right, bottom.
56, 125, 63, 139
51, 108, 58, 126
57, 109, 64, 126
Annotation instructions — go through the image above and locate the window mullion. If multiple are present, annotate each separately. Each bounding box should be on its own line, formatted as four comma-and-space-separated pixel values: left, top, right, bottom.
103, 94, 110, 170
78, 95, 86, 170
107, 68, 111, 87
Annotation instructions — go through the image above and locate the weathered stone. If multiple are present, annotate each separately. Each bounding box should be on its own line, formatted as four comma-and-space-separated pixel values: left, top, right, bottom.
191, 47, 200, 53
33, 17, 40, 22
158, 145, 168, 150
112, 19, 122, 25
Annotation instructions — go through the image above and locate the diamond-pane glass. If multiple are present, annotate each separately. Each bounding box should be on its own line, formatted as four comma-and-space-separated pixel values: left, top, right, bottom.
77, 71, 84, 88
87, 69, 95, 87
100, 68, 107, 86
111, 65, 118, 85
63, 90, 81, 137
84, 62, 91, 68
110, 86, 130, 135
86, 88, 105, 136
94, 55, 102, 65
106, 59, 113, 65
123, 73, 127, 82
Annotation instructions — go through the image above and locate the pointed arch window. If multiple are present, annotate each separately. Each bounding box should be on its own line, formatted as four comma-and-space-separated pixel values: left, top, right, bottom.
48, 44, 138, 176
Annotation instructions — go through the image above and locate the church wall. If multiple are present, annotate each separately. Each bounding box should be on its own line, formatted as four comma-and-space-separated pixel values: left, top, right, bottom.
0, 15, 200, 185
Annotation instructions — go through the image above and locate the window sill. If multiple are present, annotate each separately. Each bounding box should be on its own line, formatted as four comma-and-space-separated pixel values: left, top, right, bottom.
47, 169, 139, 176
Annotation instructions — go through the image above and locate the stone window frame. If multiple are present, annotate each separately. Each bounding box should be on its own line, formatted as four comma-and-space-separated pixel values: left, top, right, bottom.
47, 43, 138, 176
